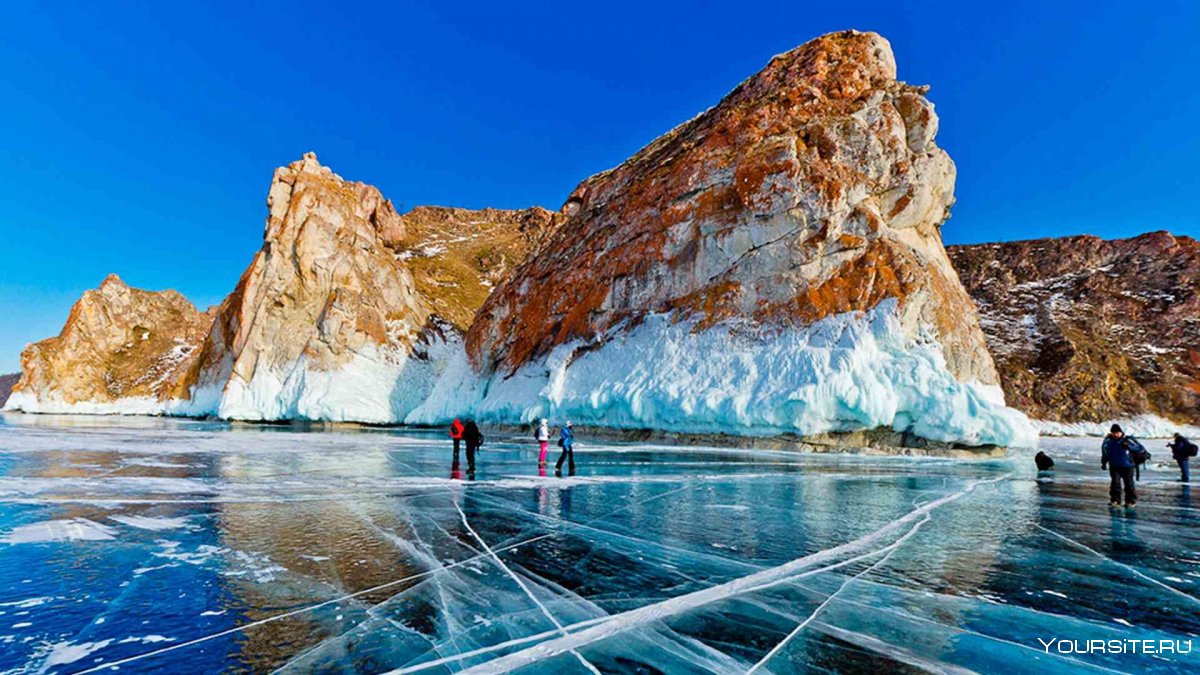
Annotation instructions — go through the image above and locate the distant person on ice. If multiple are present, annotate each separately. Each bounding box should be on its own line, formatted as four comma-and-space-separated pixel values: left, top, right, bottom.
1102, 424, 1144, 508
556, 420, 576, 477
449, 418, 465, 463
535, 418, 550, 468
1168, 432, 1196, 483
1035, 451, 1055, 472
462, 419, 483, 476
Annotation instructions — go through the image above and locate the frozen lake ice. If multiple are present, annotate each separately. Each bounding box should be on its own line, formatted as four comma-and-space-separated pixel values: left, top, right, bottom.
0, 413, 1197, 673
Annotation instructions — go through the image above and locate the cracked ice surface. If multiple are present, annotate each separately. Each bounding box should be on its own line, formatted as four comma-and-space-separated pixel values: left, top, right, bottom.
0, 414, 1198, 673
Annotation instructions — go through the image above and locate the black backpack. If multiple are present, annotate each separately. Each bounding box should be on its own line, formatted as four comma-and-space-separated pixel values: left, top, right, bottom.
1125, 437, 1151, 479
1186, 439, 1199, 457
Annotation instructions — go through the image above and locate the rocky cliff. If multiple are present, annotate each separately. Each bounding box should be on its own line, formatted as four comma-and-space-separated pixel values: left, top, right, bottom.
412, 30, 1034, 447
398, 206, 560, 332
3, 275, 215, 414
168, 154, 557, 422
5, 32, 1040, 448
4, 155, 555, 422
948, 231, 1200, 428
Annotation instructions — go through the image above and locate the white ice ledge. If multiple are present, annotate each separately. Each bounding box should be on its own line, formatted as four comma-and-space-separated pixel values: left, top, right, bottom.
407, 300, 1039, 448
5, 300, 1040, 448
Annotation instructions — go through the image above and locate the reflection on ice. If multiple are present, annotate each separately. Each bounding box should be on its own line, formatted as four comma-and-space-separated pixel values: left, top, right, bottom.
0, 412, 1197, 673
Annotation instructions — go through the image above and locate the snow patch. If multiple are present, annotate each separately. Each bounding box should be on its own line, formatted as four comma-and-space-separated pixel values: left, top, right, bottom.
1035, 414, 1200, 439
42, 639, 113, 668
109, 515, 193, 531
1, 518, 117, 544
195, 330, 461, 423
2, 391, 190, 416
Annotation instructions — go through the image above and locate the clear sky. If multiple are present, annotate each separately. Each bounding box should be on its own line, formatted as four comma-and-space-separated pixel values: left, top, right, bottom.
1, 1, 1197, 372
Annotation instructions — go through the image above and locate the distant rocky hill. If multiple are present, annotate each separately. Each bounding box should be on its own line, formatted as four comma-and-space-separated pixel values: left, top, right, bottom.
0, 373, 18, 408
3, 276, 215, 414
949, 232, 1200, 427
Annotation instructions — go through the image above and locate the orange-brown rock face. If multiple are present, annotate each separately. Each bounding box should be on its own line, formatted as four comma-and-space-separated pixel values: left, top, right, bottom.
469, 31, 990, 384
434, 30, 1033, 446
3, 275, 215, 414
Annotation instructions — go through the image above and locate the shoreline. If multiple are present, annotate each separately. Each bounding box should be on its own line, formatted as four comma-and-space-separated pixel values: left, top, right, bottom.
0, 410, 1005, 458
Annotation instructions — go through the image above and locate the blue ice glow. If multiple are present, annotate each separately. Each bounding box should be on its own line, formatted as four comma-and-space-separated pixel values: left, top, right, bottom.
0, 414, 1196, 673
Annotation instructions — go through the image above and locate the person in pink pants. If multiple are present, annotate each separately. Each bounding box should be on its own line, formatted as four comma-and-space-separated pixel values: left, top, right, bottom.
536, 418, 550, 467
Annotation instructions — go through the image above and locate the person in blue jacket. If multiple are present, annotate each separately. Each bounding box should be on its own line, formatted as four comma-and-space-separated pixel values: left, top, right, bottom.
1102, 424, 1137, 507
555, 421, 576, 477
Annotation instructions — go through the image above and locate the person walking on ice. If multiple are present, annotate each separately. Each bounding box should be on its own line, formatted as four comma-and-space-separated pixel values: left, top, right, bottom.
1102, 424, 1144, 508
535, 418, 550, 469
462, 418, 483, 477
556, 420, 576, 477
449, 418, 464, 464
1168, 432, 1196, 483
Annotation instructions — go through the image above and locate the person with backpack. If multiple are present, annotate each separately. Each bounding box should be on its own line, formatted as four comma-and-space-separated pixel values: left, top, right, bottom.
462, 419, 484, 476
449, 418, 465, 464
1035, 451, 1055, 472
1102, 424, 1141, 507
535, 418, 550, 468
1168, 432, 1196, 483
556, 420, 576, 477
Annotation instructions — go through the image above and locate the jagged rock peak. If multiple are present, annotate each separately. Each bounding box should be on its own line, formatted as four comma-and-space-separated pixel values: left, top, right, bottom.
3, 276, 214, 412
426, 30, 1033, 448
264, 153, 405, 246
470, 30, 972, 378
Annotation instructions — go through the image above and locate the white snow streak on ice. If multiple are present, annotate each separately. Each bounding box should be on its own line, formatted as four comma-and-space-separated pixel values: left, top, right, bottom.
746, 514, 931, 672
454, 476, 1006, 674
1035, 524, 1200, 606
108, 515, 193, 531
1, 518, 117, 544
453, 500, 600, 674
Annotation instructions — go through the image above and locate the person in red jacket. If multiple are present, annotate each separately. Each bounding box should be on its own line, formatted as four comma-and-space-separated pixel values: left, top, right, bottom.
449, 418, 465, 464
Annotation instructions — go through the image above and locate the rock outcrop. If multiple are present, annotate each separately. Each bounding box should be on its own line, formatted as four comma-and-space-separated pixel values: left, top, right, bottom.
168, 154, 557, 422
4, 32, 1043, 449
168, 152, 431, 422
398, 206, 560, 332
3, 275, 215, 414
0, 373, 19, 408
948, 231, 1200, 427
5, 155, 555, 422
413, 30, 1034, 447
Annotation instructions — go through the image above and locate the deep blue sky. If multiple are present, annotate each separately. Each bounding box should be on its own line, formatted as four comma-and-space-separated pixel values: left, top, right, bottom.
1, 1, 1197, 372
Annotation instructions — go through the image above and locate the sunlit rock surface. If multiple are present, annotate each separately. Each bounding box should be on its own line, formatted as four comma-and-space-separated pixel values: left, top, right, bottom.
6, 155, 554, 423
426, 30, 1032, 447
3, 275, 215, 414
